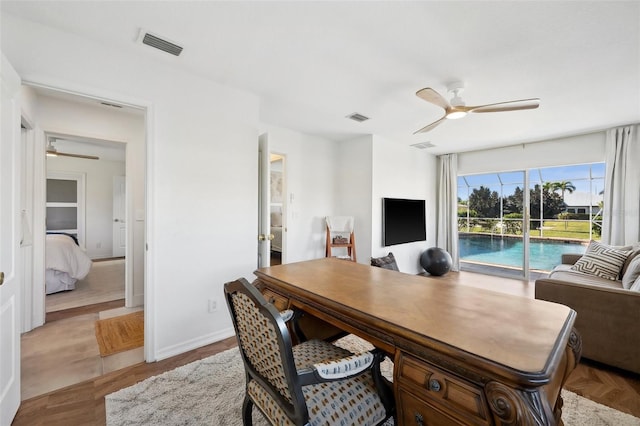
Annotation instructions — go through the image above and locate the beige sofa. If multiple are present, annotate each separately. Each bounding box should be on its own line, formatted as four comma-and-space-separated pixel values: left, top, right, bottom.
535, 247, 640, 374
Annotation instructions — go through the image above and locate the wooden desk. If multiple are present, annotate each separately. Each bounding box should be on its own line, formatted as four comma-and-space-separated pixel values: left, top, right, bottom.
255, 258, 581, 425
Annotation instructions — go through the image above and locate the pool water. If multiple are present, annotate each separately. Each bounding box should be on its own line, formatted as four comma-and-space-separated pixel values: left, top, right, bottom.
459, 234, 587, 271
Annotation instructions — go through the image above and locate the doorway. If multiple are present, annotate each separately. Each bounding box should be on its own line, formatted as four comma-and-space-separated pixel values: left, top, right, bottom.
269, 154, 286, 266
44, 135, 126, 312
257, 133, 288, 268
20, 85, 147, 400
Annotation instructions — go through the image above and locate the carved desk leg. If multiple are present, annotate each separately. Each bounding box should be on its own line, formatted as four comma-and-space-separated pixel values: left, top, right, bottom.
486, 328, 582, 426
486, 382, 553, 425
553, 328, 582, 424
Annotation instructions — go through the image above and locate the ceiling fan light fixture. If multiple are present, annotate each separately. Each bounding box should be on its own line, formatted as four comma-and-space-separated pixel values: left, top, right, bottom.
446, 111, 467, 120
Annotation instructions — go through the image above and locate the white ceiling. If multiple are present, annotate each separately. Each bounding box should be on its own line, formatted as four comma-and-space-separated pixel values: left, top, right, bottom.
3, 1, 639, 154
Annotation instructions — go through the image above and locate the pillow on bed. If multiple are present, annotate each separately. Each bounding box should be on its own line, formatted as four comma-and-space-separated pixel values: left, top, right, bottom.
570, 240, 631, 281
270, 212, 282, 226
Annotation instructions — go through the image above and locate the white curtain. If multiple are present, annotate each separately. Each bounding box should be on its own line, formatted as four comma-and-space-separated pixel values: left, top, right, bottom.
436, 153, 459, 271
602, 125, 640, 245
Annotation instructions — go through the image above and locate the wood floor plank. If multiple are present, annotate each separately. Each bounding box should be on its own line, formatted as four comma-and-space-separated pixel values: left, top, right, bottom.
14, 334, 640, 424
16, 273, 640, 424
13, 337, 237, 425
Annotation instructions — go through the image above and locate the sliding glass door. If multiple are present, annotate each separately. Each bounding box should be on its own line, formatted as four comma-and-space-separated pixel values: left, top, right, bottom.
458, 163, 604, 279
458, 171, 526, 278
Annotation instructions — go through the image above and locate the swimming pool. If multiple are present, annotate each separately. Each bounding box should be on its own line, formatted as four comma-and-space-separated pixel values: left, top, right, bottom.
459, 234, 587, 271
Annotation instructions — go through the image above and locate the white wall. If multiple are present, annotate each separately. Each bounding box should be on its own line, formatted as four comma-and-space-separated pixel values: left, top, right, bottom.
3, 14, 260, 360
458, 131, 606, 175
19, 85, 47, 330
39, 95, 137, 259
4, 11, 446, 361
371, 136, 436, 274
46, 155, 126, 259
335, 136, 373, 263
261, 124, 339, 263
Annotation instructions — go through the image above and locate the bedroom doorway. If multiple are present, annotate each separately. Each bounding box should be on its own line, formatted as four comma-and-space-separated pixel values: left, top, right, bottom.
257, 133, 288, 268
270, 154, 286, 266
45, 136, 127, 311
20, 84, 148, 400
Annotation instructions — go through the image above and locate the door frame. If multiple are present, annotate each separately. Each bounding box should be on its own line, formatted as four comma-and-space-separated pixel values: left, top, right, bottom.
0, 51, 22, 426
258, 133, 271, 267
270, 153, 287, 265
112, 175, 126, 257
19, 78, 156, 360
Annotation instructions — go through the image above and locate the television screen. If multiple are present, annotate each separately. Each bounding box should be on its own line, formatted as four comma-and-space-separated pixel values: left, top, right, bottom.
382, 198, 426, 246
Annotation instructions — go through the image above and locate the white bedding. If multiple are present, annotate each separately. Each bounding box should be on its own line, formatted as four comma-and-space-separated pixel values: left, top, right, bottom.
45, 234, 92, 294
271, 226, 283, 252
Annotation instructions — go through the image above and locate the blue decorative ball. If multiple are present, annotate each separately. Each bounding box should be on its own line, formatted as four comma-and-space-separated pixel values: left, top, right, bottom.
420, 247, 452, 276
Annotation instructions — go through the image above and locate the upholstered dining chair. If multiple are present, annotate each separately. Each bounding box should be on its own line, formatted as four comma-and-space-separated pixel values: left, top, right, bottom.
224, 278, 395, 426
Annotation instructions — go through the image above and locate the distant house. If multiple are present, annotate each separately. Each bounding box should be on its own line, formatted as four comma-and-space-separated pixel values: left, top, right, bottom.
563, 191, 603, 214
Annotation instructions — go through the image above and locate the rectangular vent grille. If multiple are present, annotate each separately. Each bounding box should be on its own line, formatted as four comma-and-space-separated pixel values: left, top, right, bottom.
411, 142, 435, 149
100, 102, 123, 108
347, 113, 370, 122
142, 33, 183, 56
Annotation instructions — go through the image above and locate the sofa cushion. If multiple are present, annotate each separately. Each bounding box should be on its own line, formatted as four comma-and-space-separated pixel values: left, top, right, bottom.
621, 245, 640, 278
571, 240, 632, 281
630, 276, 640, 292
622, 255, 640, 290
371, 252, 399, 271
548, 266, 624, 290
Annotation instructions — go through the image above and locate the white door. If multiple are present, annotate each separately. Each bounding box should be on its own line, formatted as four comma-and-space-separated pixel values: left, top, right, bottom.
112, 175, 126, 257
0, 53, 22, 425
257, 134, 271, 268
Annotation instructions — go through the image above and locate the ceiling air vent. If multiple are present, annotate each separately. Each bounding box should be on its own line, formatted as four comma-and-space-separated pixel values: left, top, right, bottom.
346, 113, 370, 123
142, 32, 183, 56
100, 102, 123, 109
411, 142, 436, 149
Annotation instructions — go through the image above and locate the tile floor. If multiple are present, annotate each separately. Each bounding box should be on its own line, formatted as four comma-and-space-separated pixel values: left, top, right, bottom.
21, 306, 144, 400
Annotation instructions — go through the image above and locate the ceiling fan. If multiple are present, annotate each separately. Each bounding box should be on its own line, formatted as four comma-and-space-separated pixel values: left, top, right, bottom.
414, 82, 540, 133
46, 139, 99, 160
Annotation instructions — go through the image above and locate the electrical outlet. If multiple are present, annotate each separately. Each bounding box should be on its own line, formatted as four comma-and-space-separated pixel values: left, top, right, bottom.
208, 299, 218, 313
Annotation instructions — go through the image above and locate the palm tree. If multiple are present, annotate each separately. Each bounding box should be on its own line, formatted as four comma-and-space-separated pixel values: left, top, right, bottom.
552, 180, 576, 200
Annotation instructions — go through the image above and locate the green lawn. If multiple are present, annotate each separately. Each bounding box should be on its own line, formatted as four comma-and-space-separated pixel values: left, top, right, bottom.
535, 220, 594, 240
459, 219, 597, 241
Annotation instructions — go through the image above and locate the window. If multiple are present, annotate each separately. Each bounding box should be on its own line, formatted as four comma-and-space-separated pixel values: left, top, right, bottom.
46, 172, 86, 246
457, 162, 604, 274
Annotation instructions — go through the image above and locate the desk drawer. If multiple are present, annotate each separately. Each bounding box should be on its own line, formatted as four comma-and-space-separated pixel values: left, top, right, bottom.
397, 353, 490, 425
261, 288, 289, 311
398, 389, 464, 426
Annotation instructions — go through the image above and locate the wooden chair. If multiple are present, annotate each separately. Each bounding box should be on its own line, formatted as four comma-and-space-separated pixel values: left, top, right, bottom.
224, 278, 394, 426
325, 216, 356, 261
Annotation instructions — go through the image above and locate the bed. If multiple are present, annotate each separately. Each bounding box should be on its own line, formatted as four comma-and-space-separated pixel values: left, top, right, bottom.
45, 233, 92, 294
270, 210, 283, 253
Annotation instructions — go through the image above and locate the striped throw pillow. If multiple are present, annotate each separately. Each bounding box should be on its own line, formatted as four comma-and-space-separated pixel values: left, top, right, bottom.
571, 241, 632, 281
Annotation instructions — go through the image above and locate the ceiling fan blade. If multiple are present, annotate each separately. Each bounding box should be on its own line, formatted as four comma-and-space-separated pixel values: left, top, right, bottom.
416, 88, 451, 110
414, 115, 448, 134
468, 98, 540, 113
47, 150, 100, 160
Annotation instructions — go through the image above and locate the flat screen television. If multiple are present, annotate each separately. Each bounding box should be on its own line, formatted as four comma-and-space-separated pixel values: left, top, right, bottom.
382, 198, 426, 246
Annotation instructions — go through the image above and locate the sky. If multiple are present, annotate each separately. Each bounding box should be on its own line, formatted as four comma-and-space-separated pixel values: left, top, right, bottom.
458, 162, 605, 201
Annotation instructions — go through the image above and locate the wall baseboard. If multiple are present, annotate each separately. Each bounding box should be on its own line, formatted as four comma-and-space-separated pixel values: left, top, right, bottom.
154, 328, 236, 362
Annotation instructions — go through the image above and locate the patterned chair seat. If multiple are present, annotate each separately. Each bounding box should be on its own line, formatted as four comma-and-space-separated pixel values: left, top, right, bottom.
224, 278, 394, 426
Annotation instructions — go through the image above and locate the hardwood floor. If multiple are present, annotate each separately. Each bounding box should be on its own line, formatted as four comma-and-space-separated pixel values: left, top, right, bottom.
13, 270, 640, 425
13, 337, 238, 426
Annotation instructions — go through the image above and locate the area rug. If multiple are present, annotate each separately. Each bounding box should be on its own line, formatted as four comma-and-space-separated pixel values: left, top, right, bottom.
95, 310, 144, 356
106, 335, 640, 425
